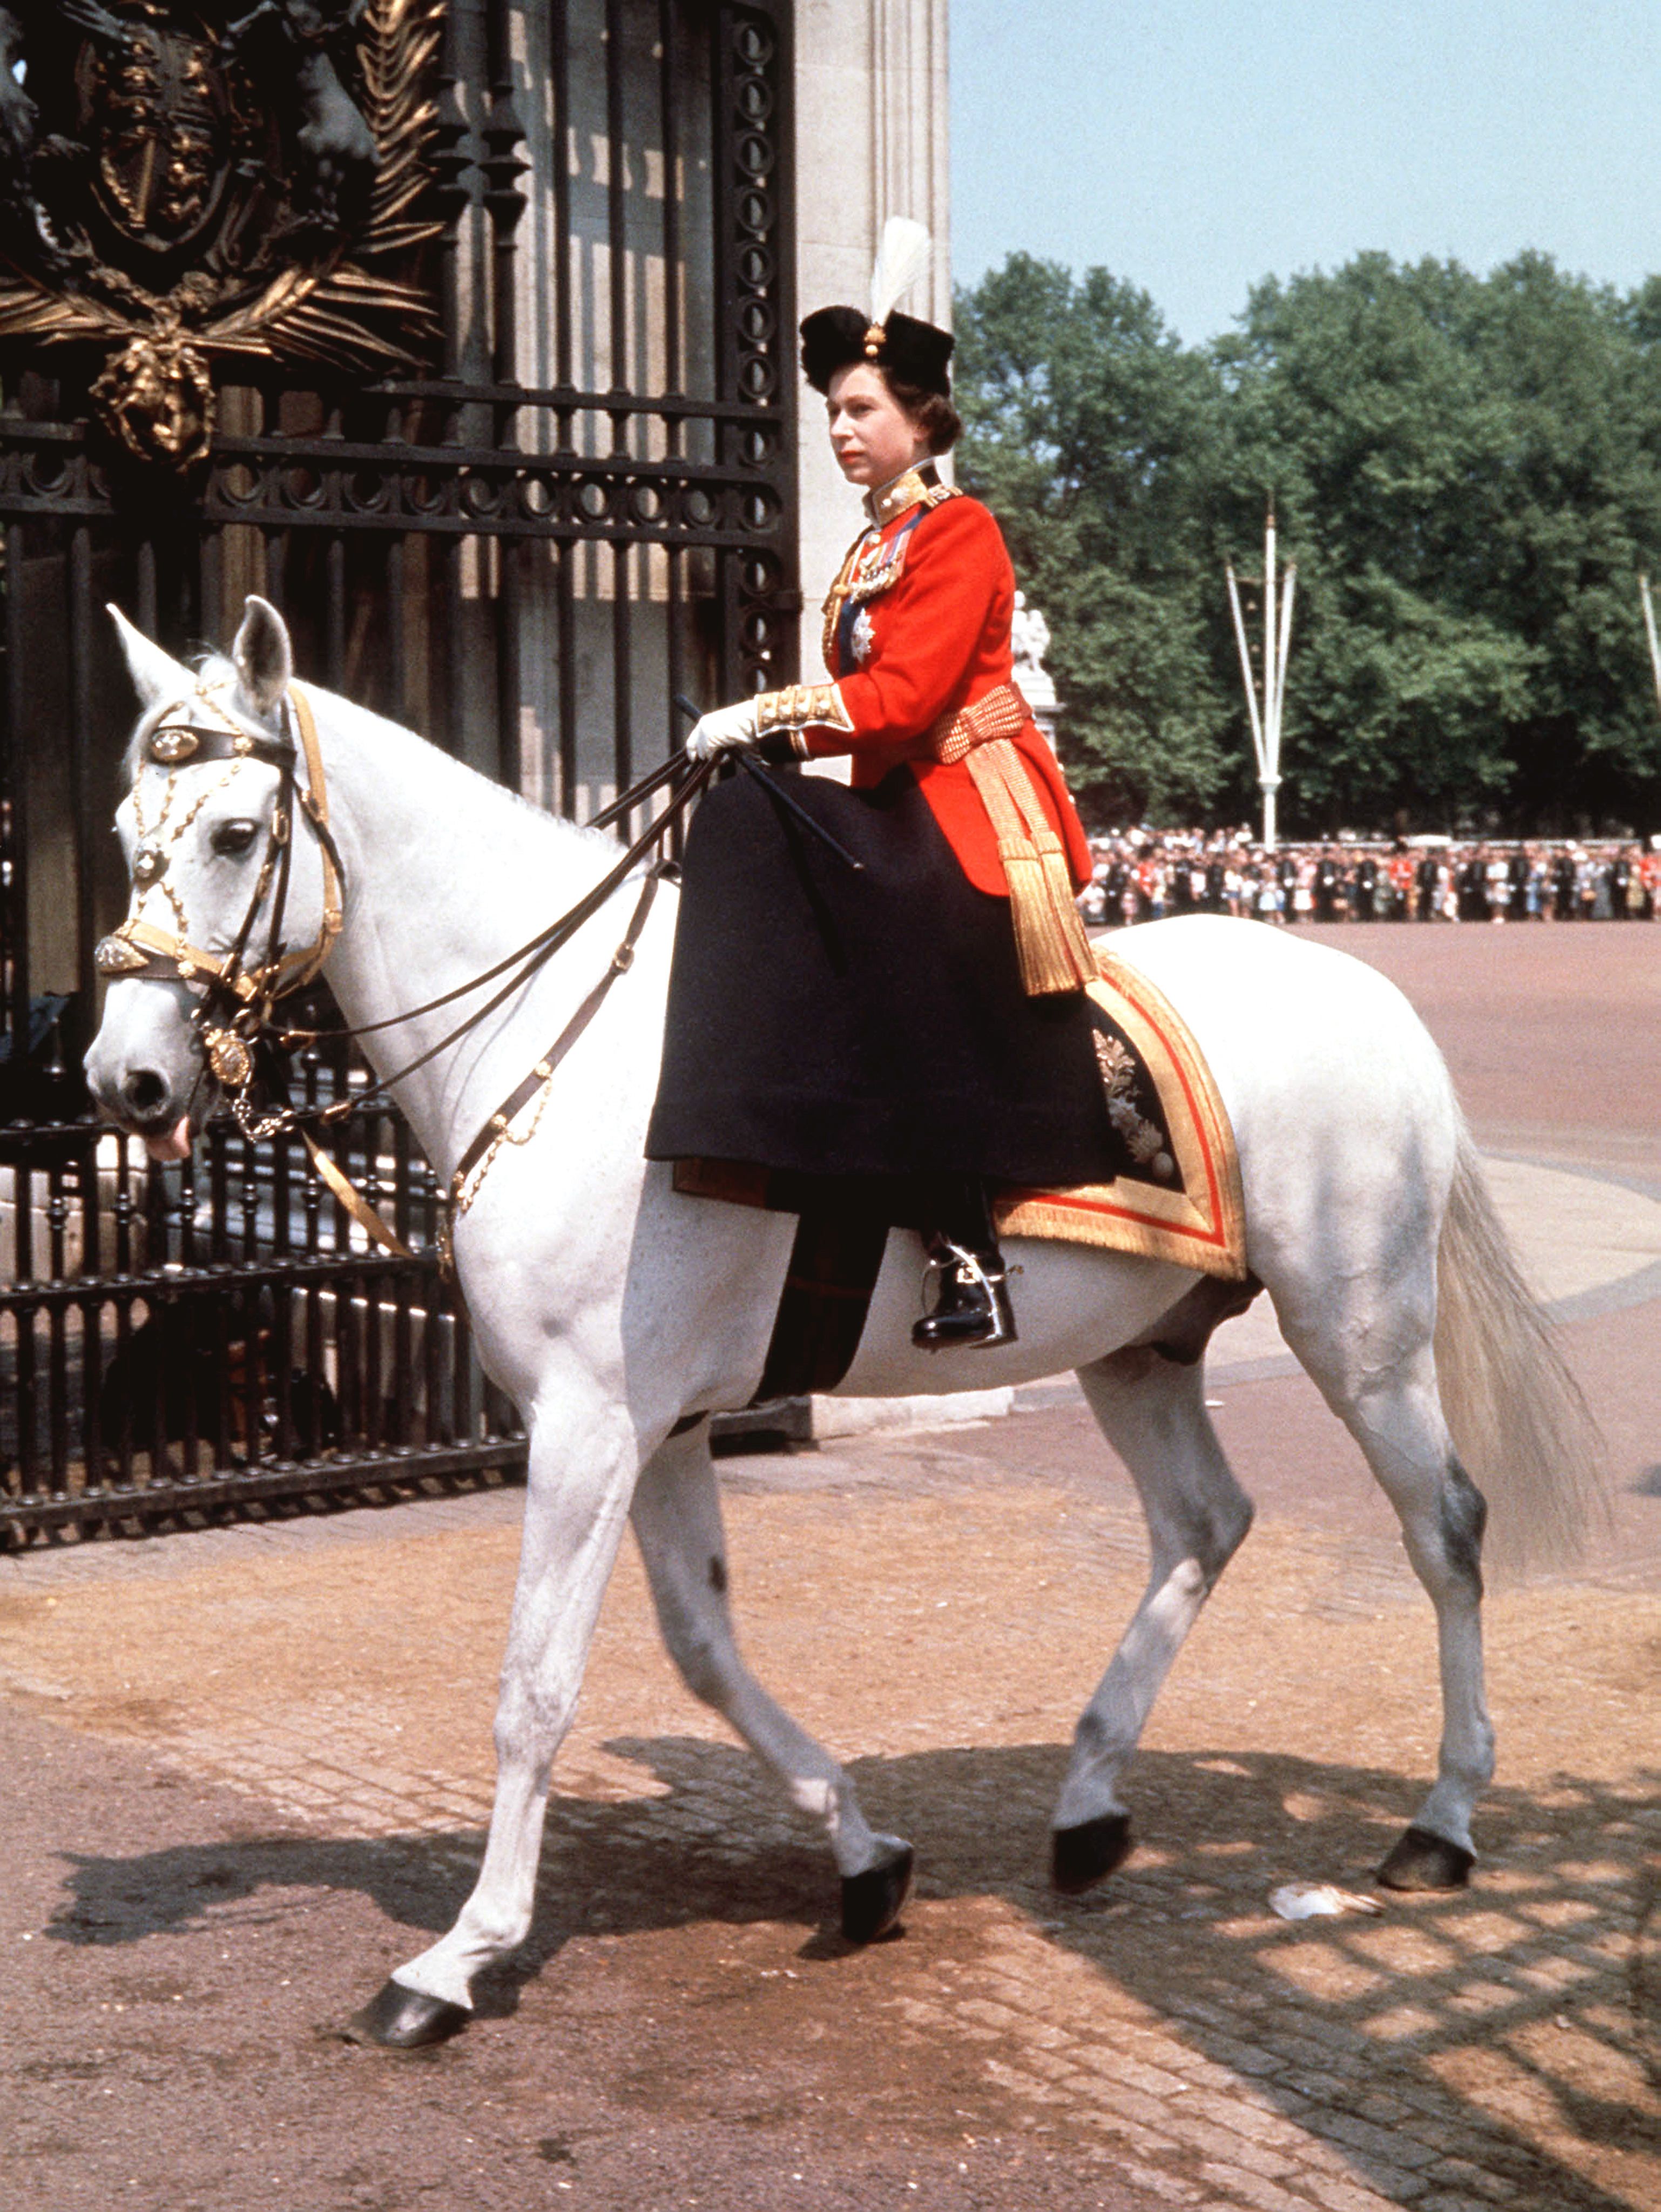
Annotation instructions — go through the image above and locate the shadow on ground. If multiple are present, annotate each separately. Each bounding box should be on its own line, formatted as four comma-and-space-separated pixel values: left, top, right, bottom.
45, 1734, 1660, 2209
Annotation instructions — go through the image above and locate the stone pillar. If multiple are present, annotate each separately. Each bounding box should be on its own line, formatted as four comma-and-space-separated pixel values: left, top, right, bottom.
793, 0, 951, 693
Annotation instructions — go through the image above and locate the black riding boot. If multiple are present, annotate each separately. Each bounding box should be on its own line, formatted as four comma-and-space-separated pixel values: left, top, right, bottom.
911, 1177, 1017, 1352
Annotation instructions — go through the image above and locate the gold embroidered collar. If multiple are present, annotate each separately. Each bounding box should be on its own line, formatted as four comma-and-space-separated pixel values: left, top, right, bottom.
865, 460, 941, 527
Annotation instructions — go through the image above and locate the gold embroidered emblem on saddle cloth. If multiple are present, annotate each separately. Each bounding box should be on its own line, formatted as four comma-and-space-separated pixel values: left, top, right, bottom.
996, 950, 1248, 1282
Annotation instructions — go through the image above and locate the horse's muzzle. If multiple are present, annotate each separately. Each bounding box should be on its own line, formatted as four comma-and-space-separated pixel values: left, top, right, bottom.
86, 1060, 198, 1159
84, 988, 211, 1157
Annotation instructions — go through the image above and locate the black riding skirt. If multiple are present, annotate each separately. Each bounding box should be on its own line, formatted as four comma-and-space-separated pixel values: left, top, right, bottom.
644, 765, 1114, 1184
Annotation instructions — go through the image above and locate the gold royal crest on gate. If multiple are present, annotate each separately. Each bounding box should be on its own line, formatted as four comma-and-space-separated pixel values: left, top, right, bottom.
0, 1, 443, 467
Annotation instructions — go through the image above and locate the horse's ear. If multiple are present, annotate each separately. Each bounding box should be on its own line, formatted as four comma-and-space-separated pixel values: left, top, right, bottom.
231, 595, 294, 719
106, 604, 190, 711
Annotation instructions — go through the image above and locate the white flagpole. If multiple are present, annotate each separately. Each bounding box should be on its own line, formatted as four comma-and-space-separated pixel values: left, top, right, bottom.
1261, 510, 1282, 849
1641, 574, 1661, 719
1271, 559, 1297, 772
1228, 508, 1293, 848
1225, 561, 1267, 779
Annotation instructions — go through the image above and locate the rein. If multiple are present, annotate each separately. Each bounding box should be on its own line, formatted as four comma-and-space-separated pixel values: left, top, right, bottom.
97, 681, 715, 1262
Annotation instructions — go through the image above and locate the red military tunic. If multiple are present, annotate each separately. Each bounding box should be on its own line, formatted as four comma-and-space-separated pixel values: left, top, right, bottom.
647, 467, 1113, 1184
800, 474, 1092, 899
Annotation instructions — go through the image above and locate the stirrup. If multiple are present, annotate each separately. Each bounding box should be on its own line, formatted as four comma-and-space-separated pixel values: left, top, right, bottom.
913, 1238, 1017, 1352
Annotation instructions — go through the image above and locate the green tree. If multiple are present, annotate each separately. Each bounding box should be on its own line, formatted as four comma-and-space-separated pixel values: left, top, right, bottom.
955, 248, 1661, 832
953, 255, 1237, 824
1217, 252, 1661, 830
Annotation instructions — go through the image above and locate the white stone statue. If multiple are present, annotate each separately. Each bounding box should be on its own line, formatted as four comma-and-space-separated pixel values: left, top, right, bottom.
1011, 589, 1057, 744
1011, 590, 1051, 685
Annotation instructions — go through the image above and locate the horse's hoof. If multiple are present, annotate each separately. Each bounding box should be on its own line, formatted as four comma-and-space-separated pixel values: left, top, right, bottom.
1376, 1824, 1475, 1892
1052, 1812, 1132, 1894
841, 1844, 914, 1943
342, 1977, 471, 2049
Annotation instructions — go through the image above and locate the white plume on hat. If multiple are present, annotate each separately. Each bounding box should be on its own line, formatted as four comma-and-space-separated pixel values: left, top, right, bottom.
869, 217, 933, 329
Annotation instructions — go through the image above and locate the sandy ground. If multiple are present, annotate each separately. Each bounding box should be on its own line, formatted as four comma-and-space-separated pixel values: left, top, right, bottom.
1, 923, 1656, 2212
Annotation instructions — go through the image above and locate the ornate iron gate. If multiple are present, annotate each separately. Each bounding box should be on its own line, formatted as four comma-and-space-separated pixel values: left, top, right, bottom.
0, 0, 797, 1541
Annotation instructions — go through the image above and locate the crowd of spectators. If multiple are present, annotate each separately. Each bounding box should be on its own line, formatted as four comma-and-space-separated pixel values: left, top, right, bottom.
1081, 833, 1661, 927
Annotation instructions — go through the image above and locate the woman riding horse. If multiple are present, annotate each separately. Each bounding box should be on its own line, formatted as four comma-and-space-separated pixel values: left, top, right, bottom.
646, 224, 1109, 1352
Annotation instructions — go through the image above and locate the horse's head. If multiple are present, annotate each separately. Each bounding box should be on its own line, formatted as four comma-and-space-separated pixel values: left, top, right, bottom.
85, 595, 337, 1161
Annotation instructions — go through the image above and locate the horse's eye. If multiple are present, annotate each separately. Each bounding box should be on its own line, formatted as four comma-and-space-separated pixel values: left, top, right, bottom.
211, 819, 261, 859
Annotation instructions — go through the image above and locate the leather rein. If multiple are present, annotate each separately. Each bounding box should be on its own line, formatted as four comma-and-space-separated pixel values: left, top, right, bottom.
97, 682, 713, 1263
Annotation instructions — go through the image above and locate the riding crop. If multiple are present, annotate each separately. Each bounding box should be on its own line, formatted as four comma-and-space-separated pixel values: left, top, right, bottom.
674, 695, 865, 873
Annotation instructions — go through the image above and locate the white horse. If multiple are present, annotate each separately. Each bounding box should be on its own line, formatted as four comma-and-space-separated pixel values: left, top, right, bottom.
85, 599, 1599, 2048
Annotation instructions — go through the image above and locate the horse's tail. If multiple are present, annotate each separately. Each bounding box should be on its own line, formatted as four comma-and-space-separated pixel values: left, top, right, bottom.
1434, 1122, 1605, 1575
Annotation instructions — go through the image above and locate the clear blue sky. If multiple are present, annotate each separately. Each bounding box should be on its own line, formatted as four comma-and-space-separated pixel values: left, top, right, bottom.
950, 0, 1661, 343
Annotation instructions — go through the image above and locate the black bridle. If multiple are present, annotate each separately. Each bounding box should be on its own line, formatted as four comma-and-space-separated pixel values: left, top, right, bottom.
97, 683, 715, 1171
94, 682, 347, 1103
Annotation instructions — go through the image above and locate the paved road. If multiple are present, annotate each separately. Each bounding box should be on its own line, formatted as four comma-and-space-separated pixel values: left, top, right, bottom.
2, 926, 1657, 2212
1294, 920, 1661, 1181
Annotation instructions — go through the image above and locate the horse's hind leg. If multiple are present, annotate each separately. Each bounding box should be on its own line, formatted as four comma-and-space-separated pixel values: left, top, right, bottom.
630, 1421, 914, 1943
1054, 1343, 1255, 1891
1290, 1336, 1493, 1889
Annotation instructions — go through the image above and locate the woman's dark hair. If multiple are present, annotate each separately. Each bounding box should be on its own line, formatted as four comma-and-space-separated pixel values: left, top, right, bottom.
883, 372, 963, 455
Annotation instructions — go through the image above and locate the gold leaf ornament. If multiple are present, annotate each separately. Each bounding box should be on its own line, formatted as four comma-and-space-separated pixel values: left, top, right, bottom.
0, 0, 446, 467
95, 934, 149, 977
90, 320, 217, 469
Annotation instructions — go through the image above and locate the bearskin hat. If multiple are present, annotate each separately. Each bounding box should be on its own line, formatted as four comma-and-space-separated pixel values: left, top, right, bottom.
799, 218, 954, 396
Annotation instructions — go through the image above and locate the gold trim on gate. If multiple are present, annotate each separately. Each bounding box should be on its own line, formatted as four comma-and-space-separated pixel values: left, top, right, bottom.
0, 0, 445, 467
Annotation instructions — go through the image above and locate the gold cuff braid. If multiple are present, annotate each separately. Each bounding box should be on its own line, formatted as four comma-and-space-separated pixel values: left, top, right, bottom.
753, 684, 853, 745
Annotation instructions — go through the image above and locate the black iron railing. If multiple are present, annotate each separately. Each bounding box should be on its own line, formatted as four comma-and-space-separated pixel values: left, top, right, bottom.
0, 0, 796, 1542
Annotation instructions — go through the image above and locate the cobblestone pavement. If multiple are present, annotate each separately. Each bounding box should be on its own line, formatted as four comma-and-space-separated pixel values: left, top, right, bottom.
2, 930, 1658, 2211
4, 1377, 1658, 2212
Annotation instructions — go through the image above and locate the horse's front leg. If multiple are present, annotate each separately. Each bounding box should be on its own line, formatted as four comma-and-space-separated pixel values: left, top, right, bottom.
349, 1397, 639, 2047
631, 1421, 914, 1941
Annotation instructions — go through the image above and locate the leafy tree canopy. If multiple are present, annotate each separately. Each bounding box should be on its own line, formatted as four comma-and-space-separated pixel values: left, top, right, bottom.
954, 250, 1661, 833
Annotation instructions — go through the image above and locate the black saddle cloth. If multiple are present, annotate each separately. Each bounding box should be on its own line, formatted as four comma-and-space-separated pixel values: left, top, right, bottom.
644, 765, 1114, 1184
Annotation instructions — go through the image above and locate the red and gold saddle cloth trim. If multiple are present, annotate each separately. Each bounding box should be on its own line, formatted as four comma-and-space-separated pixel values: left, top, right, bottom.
995, 950, 1248, 1283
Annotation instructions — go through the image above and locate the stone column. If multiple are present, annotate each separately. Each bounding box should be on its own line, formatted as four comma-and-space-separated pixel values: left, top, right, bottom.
793, 0, 951, 696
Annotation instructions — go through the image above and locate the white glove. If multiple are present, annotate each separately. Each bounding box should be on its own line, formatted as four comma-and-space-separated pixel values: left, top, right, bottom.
685, 700, 759, 761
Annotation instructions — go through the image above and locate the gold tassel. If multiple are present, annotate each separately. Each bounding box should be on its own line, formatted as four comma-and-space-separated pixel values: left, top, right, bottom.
1032, 826, 1099, 991
996, 837, 1074, 995
929, 684, 1097, 996
968, 747, 1098, 994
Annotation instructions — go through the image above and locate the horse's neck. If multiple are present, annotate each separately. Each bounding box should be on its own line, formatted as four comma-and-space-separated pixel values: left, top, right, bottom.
310, 695, 617, 1170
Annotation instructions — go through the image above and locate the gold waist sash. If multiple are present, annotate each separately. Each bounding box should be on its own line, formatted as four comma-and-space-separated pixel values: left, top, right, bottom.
927, 684, 1096, 996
